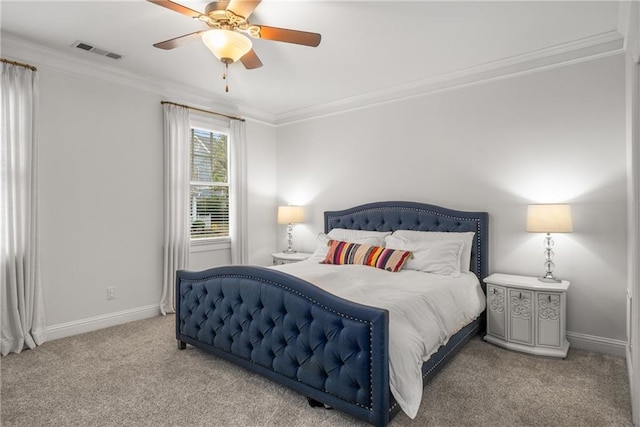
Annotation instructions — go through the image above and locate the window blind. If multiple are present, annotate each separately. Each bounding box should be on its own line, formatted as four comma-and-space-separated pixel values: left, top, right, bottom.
190, 128, 229, 239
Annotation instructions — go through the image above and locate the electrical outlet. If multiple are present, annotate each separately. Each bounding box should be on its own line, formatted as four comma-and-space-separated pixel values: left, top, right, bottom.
107, 287, 116, 300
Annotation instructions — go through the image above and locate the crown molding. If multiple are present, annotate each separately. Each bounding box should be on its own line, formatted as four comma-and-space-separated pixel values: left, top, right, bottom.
1, 30, 624, 128
275, 30, 624, 126
0, 32, 277, 125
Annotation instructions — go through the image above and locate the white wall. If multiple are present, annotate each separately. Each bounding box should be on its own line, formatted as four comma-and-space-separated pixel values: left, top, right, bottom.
39, 70, 165, 329
276, 54, 627, 353
246, 120, 278, 266
35, 66, 277, 336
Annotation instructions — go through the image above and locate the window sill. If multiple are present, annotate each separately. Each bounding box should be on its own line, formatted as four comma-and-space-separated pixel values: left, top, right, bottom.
190, 238, 231, 253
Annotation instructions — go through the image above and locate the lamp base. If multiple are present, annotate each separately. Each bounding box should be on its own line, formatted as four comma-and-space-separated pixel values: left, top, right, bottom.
538, 233, 562, 283
283, 223, 296, 254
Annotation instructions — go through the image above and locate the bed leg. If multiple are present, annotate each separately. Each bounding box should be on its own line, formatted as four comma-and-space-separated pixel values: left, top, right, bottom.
177, 340, 186, 350
307, 397, 333, 410
307, 397, 323, 408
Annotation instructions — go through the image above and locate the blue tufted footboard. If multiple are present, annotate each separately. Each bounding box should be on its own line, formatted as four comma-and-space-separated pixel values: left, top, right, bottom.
176, 265, 392, 426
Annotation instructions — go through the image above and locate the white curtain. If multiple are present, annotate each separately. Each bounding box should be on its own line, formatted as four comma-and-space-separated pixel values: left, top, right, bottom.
1, 62, 46, 356
229, 119, 248, 264
160, 104, 190, 315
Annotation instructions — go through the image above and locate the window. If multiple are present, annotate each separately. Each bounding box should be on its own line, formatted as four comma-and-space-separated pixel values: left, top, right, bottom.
190, 126, 229, 240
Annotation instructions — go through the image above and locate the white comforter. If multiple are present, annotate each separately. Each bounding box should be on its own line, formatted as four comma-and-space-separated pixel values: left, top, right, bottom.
271, 260, 486, 419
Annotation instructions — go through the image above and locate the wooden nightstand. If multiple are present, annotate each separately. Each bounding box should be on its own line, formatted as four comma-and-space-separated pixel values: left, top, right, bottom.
484, 273, 570, 358
271, 252, 312, 265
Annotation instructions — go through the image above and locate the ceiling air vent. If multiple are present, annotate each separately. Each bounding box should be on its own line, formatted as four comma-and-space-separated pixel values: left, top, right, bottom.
72, 41, 123, 60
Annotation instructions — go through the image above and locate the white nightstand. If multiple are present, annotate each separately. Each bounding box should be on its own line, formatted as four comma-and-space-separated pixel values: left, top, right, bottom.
271, 252, 312, 265
484, 273, 570, 358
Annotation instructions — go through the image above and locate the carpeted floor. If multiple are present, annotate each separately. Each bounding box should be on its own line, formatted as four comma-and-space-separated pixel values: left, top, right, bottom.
0, 315, 632, 426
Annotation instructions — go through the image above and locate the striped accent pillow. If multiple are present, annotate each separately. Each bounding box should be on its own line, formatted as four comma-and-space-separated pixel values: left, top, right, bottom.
321, 240, 411, 272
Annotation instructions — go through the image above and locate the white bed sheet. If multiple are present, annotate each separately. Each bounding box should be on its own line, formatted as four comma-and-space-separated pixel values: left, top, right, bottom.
271, 260, 486, 419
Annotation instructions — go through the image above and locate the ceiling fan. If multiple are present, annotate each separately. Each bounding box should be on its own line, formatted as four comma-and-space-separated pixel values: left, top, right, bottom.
147, 0, 321, 92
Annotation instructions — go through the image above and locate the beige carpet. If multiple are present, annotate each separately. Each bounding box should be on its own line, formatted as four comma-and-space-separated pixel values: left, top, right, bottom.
0, 315, 632, 426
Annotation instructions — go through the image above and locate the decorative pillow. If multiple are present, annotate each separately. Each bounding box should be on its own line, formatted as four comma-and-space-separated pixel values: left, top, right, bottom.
308, 229, 392, 262
385, 235, 463, 276
321, 240, 411, 272
390, 230, 475, 273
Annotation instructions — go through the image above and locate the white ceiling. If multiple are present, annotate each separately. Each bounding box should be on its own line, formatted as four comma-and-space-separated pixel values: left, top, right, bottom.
0, 1, 624, 121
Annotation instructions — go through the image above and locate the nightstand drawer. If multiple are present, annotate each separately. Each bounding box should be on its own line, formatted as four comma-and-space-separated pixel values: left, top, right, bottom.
273, 257, 298, 265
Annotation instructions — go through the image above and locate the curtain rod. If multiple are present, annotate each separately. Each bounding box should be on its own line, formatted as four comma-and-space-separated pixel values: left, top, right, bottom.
1, 58, 37, 71
161, 101, 244, 122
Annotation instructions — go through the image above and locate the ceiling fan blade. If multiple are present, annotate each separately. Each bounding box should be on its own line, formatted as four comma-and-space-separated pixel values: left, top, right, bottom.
227, 0, 262, 19
255, 25, 321, 47
153, 31, 205, 50
146, 0, 203, 19
240, 49, 263, 69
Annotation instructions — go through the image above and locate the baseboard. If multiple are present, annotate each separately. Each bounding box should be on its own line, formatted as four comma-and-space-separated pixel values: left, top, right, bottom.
567, 331, 628, 357
46, 304, 162, 341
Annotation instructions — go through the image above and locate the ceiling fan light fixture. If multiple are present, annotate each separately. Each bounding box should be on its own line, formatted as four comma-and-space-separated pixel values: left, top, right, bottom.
201, 29, 252, 63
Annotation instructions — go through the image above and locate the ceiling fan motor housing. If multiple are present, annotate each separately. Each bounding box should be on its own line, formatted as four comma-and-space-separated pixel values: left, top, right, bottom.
202, 1, 249, 30
204, 1, 228, 15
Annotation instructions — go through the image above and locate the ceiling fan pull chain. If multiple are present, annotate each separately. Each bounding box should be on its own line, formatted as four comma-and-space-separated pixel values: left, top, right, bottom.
223, 61, 229, 93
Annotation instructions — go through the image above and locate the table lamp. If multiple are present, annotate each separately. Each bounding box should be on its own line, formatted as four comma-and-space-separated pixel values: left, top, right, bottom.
526, 204, 573, 282
277, 206, 305, 253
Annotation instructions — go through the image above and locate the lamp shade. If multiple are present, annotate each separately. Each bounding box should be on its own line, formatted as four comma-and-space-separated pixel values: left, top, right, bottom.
526, 204, 573, 233
201, 29, 252, 62
277, 206, 304, 224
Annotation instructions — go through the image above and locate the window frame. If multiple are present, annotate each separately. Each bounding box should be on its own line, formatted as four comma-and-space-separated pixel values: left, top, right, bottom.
189, 114, 231, 249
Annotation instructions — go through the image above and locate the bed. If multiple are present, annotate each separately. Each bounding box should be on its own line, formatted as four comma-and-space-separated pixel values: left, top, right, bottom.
175, 201, 489, 426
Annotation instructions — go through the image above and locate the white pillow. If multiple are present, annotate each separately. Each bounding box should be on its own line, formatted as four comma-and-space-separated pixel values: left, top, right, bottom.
308, 232, 331, 262
385, 235, 463, 276
327, 228, 391, 246
389, 230, 475, 273
308, 229, 392, 262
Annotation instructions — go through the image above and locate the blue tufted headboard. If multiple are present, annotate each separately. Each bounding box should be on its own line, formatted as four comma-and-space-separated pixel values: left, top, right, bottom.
324, 201, 489, 284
